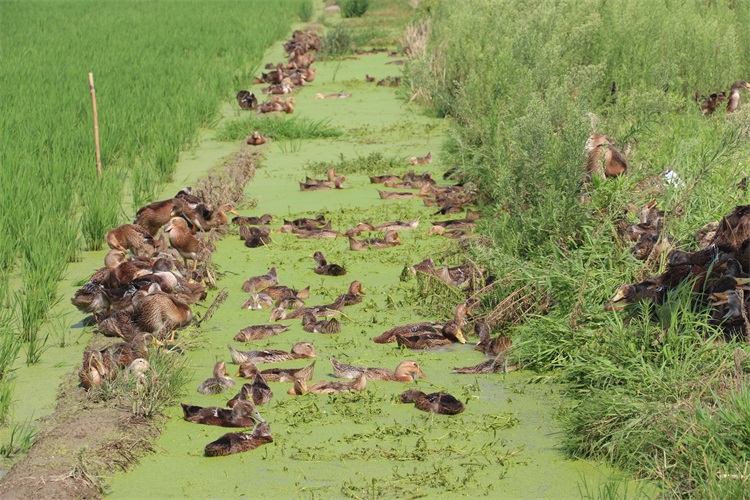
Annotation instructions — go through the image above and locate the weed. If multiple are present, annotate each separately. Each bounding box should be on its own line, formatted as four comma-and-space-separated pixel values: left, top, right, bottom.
297, 0, 313, 22
340, 0, 370, 19
218, 116, 341, 143
320, 25, 355, 59
0, 418, 38, 458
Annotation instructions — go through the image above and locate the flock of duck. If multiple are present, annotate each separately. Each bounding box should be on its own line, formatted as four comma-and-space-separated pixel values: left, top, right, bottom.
67, 29, 520, 458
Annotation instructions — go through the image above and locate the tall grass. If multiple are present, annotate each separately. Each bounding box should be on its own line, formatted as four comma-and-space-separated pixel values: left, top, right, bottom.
407, 0, 750, 495
218, 116, 342, 142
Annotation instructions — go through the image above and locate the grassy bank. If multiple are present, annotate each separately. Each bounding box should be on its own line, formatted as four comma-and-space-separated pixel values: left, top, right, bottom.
406, 0, 750, 496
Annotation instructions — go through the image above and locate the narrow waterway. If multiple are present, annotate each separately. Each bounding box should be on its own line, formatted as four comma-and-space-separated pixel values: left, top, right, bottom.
102, 35, 639, 498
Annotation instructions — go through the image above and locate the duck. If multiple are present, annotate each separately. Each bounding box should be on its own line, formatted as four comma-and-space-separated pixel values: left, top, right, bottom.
233, 214, 273, 225
279, 224, 340, 239
236, 360, 316, 382
315, 93, 352, 99
132, 289, 192, 339
106, 224, 159, 256
241, 293, 274, 310
134, 199, 176, 237
71, 281, 110, 315
372, 217, 421, 232
377, 189, 425, 200
171, 195, 211, 232
79, 333, 159, 389
181, 400, 263, 427
197, 361, 236, 395
246, 130, 267, 145
727, 80, 750, 113
330, 358, 425, 382
301, 312, 342, 333
312, 251, 347, 276
369, 174, 402, 184
372, 321, 444, 344
299, 177, 345, 191
408, 152, 432, 165
262, 284, 310, 301
428, 226, 472, 239
373, 303, 469, 345
239, 225, 272, 241
584, 132, 628, 179
228, 341, 317, 364
227, 374, 273, 407
474, 320, 511, 356
348, 230, 402, 251
335, 281, 366, 306
236, 90, 258, 110
204, 422, 273, 457
95, 310, 141, 341
269, 295, 346, 321
395, 326, 466, 349
164, 217, 201, 271
287, 371, 367, 395
285, 215, 326, 229
453, 356, 515, 374
399, 390, 465, 415
201, 204, 239, 231
234, 324, 290, 342
241, 267, 278, 293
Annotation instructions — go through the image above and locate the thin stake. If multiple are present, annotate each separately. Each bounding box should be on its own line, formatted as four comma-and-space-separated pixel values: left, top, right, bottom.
88, 72, 102, 180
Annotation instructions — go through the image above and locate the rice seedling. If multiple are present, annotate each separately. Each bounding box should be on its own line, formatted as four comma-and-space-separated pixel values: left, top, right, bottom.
0, 418, 38, 458
0, 380, 14, 426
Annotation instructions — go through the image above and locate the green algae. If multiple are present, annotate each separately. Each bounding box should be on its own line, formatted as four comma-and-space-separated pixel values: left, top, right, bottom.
102, 32, 651, 500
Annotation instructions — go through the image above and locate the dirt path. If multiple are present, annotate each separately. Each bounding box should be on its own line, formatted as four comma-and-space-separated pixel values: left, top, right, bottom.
99, 38, 626, 498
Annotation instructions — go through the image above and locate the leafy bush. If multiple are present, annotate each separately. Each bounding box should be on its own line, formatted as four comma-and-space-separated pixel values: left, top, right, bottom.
340, 0, 369, 18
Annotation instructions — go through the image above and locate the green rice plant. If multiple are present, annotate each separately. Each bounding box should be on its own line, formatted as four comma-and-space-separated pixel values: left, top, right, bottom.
80, 169, 123, 251
218, 115, 341, 142
0, 379, 14, 426
297, 0, 313, 21
340, 0, 370, 18
0, 418, 37, 458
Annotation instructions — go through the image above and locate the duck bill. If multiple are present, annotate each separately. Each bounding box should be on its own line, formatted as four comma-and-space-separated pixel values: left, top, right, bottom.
253, 410, 265, 423
734, 277, 750, 287
455, 331, 467, 344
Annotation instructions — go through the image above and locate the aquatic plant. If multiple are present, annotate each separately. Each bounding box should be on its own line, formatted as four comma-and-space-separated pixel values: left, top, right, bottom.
0, 418, 38, 458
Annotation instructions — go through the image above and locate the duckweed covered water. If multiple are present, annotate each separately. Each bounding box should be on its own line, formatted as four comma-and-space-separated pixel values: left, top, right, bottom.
100, 36, 649, 498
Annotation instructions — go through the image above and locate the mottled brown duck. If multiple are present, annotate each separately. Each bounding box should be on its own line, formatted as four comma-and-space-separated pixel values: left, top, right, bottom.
312, 251, 347, 276
204, 422, 273, 457
106, 224, 158, 256
197, 361, 235, 395
134, 199, 176, 237
399, 390, 465, 415
474, 320, 512, 356
287, 372, 367, 395
234, 324, 290, 342
228, 341, 317, 365
241, 293, 274, 310
348, 230, 401, 251
301, 313, 342, 334
330, 358, 425, 382
164, 217, 201, 270
181, 400, 263, 427
246, 130, 267, 145
241, 267, 278, 293
132, 290, 192, 338
727, 80, 750, 113
227, 374, 273, 407
236, 361, 316, 382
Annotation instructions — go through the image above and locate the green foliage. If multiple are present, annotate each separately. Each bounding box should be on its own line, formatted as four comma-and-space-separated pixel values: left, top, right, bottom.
218, 115, 342, 142
320, 24, 355, 58
340, 0, 370, 18
306, 151, 406, 176
407, 0, 750, 495
297, 0, 313, 22
0, 418, 38, 458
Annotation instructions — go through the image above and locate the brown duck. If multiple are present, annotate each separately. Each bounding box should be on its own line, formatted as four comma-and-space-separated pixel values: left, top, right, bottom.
474, 320, 512, 356
181, 399, 263, 427
348, 230, 402, 251
399, 390, 465, 415
301, 312, 342, 333
246, 131, 267, 145
330, 358, 425, 382
204, 422, 273, 457
236, 361, 315, 382
287, 372, 367, 395
241, 267, 278, 293
228, 341, 317, 364
197, 361, 236, 395
106, 224, 158, 256
312, 251, 347, 276
234, 324, 290, 342
134, 199, 176, 236
227, 374, 273, 407
164, 217, 201, 270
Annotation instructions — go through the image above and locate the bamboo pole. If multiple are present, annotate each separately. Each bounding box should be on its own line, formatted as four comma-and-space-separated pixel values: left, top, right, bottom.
88, 72, 102, 180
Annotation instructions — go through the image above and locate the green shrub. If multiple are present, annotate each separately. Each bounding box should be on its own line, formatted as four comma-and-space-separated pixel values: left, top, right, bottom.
340, 0, 369, 18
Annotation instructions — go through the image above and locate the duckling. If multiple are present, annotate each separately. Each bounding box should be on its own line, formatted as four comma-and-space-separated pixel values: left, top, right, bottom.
228, 341, 317, 364
348, 230, 402, 251
227, 373, 273, 407
164, 217, 201, 271
241, 293, 274, 310
181, 400, 263, 427
106, 224, 158, 256
287, 371, 367, 395
408, 151, 432, 165
301, 312, 342, 333
204, 422, 273, 457
234, 324, 290, 342
246, 131, 267, 146
312, 251, 347, 276
399, 390, 465, 415
474, 320, 511, 356
727, 80, 750, 113
330, 358, 425, 382
236, 361, 316, 382
197, 361, 235, 395
241, 267, 278, 293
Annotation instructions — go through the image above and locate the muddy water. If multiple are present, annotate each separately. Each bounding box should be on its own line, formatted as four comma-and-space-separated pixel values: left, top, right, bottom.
92, 41, 649, 498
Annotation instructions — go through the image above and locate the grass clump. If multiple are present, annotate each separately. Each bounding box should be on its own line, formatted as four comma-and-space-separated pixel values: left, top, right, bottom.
297, 0, 313, 21
306, 151, 405, 176
0, 419, 38, 458
340, 0, 370, 18
320, 24, 356, 59
218, 115, 342, 142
